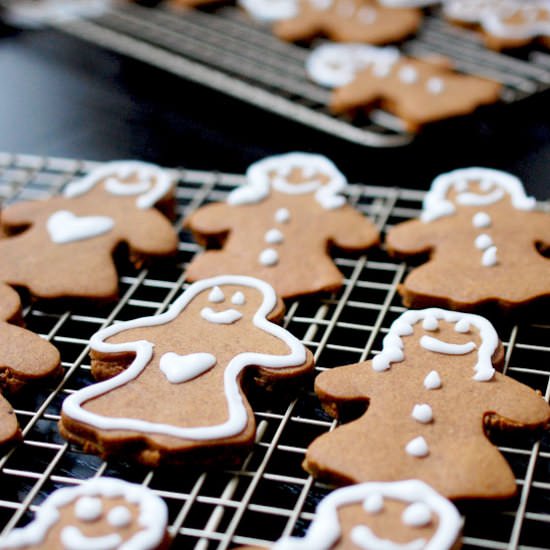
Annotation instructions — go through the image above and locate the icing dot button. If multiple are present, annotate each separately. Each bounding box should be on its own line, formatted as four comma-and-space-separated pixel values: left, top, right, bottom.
265, 228, 284, 244
426, 77, 445, 95
482, 246, 498, 267
398, 65, 418, 84
405, 436, 429, 457
75, 497, 103, 522
402, 502, 432, 527
274, 208, 291, 224
472, 212, 492, 228
412, 403, 433, 424
423, 370, 441, 390
259, 248, 279, 267
474, 233, 493, 250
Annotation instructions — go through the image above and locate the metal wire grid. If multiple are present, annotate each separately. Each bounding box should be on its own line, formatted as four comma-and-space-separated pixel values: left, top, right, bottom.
0, 152, 547, 549
37, 1, 550, 148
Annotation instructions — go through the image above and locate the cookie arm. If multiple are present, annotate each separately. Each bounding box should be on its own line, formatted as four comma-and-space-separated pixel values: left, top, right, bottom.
385, 219, 436, 259
530, 210, 550, 250
327, 207, 380, 251
1, 199, 49, 231
184, 202, 234, 240
124, 210, 179, 256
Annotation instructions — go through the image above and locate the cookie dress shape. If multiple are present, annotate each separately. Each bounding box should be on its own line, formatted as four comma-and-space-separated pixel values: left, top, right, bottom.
386, 167, 550, 311
185, 153, 379, 299
0, 477, 171, 549
304, 308, 550, 500
0, 161, 178, 302
60, 275, 314, 466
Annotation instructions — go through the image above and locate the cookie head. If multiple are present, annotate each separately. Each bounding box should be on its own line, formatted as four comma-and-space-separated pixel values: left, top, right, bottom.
228, 152, 347, 210
421, 167, 535, 222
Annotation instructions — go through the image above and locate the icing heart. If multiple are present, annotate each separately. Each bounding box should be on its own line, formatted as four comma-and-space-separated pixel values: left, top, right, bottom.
47, 210, 114, 244
159, 352, 217, 384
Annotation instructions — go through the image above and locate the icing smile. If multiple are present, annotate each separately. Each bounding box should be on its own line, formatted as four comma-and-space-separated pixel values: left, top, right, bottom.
200, 307, 243, 324
420, 335, 476, 355
351, 525, 425, 550
456, 188, 505, 206
60, 526, 122, 550
272, 176, 322, 194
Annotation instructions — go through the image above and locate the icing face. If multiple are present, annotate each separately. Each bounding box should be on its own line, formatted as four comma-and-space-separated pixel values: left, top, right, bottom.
198, 284, 260, 326
272, 480, 462, 550
1, 477, 167, 550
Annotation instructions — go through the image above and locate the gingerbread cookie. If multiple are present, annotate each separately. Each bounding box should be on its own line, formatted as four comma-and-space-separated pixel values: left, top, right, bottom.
444, 0, 550, 50
240, 480, 462, 550
60, 275, 314, 466
0, 161, 178, 303
304, 308, 550, 499
272, 0, 422, 44
386, 167, 550, 311
307, 43, 501, 132
184, 153, 379, 299
0, 477, 170, 549
0, 284, 61, 450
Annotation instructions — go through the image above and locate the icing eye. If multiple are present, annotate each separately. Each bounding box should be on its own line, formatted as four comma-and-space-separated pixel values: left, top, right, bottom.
75, 497, 103, 522
402, 502, 432, 527
363, 493, 384, 514
454, 319, 471, 333
107, 506, 133, 528
421, 316, 439, 331
231, 292, 246, 306
208, 286, 225, 303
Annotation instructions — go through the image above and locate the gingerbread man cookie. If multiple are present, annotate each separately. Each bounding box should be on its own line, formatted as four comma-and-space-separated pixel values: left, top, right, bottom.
272, 0, 422, 44
307, 43, 501, 132
0, 161, 178, 303
239, 480, 463, 550
60, 275, 314, 466
184, 153, 379, 299
0, 477, 171, 549
386, 167, 550, 311
0, 284, 61, 450
304, 308, 550, 499
444, 0, 550, 50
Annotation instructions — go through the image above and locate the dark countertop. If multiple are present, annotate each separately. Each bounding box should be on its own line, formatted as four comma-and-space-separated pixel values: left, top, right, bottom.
1, 23, 550, 197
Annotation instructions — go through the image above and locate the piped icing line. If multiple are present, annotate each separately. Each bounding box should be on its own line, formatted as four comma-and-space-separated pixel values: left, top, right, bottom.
351, 525, 425, 550
60, 527, 121, 550
271, 480, 462, 550
228, 152, 347, 210
63, 160, 173, 210
421, 167, 535, 223
0, 477, 167, 550
420, 335, 476, 355
62, 275, 308, 441
371, 308, 498, 382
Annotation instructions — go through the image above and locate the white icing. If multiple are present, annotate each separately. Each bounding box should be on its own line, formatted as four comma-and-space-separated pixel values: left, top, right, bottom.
472, 212, 492, 228
46, 210, 114, 244
238, 0, 298, 22
426, 77, 445, 95
423, 370, 441, 390
74, 497, 103, 522
271, 480, 462, 550
399, 65, 418, 84
309, 0, 333, 9
421, 168, 535, 223
411, 404, 433, 424
231, 291, 246, 305
420, 335, 476, 355
60, 527, 121, 550
406, 436, 429, 457
107, 506, 132, 528
481, 246, 498, 267
64, 160, 173, 210
208, 286, 225, 303
402, 502, 432, 527
265, 228, 284, 244
422, 316, 439, 331
275, 208, 291, 223
373, 308, 497, 382
200, 307, 243, 324
104, 177, 151, 197
454, 319, 470, 333
474, 234, 493, 250
228, 153, 347, 210
259, 248, 279, 266
351, 525, 425, 550
61, 276, 308, 441
1, 477, 167, 550
159, 352, 217, 384
363, 493, 384, 514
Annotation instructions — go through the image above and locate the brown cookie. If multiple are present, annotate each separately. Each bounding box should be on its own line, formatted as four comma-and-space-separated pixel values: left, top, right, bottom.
0, 161, 178, 303
0, 284, 61, 449
273, 0, 422, 43
386, 167, 550, 311
307, 45, 501, 132
0, 477, 171, 549
238, 480, 463, 550
60, 275, 314, 466
184, 153, 379, 300
304, 308, 550, 500
444, 0, 550, 50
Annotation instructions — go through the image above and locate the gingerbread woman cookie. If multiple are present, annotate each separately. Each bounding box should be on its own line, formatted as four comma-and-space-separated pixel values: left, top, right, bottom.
184, 153, 379, 299
239, 480, 463, 550
0, 161, 178, 303
304, 308, 550, 500
444, 0, 550, 50
272, 0, 422, 44
386, 167, 550, 311
307, 43, 501, 132
60, 275, 314, 466
0, 284, 61, 449
0, 477, 171, 549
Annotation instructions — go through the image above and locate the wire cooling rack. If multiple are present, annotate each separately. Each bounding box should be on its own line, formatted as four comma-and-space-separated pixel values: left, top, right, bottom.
0, 152, 548, 549
35, 1, 550, 148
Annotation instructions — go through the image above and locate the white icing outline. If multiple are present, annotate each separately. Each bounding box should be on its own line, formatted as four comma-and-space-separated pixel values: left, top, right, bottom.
47, 210, 115, 244
61, 275, 308, 441
1, 477, 167, 550
63, 160, 173, 210
271, 480, 462, 550
372, 308, 498, 382
238, 0, 298, 21
228, 153, 348, 210
421, 167, 535, 222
